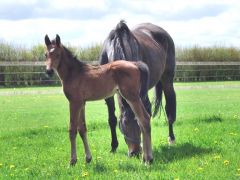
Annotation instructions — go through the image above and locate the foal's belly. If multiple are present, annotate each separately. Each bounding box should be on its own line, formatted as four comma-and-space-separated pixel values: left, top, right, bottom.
83, 77, 118, 101
86, 86, 117, 101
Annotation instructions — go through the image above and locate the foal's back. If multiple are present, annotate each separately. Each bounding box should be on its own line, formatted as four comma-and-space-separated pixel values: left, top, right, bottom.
68, 60, 141, 101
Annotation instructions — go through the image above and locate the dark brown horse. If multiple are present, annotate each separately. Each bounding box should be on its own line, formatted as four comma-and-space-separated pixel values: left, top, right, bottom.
99, 21, 176, 156
44, 34, 153, 164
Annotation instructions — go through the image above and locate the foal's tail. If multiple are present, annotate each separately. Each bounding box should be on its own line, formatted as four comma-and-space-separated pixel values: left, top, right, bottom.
135, 62, 149, 99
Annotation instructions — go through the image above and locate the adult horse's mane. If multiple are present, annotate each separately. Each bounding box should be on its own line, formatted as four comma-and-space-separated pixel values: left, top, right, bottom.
109, 20, 130, 40
108, 20, 139, 61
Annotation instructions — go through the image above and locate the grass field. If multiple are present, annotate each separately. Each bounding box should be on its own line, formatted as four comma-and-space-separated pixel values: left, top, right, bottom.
0, 82, 240, 179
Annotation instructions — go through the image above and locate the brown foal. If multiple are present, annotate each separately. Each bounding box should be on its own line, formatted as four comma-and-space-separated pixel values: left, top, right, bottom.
44, 34, 153, 164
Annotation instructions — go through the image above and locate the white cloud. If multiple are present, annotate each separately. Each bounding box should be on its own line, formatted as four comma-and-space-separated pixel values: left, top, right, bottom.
0, 0, 240, 48
50, 0, 109, 10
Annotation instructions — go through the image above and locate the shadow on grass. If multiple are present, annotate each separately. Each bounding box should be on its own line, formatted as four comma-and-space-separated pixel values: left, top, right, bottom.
154, 142, 213, 163
202, 115, 223, 123
193, 114, 223, 124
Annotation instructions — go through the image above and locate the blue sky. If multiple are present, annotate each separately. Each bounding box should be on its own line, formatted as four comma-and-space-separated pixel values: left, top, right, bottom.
0, 0, 239, 47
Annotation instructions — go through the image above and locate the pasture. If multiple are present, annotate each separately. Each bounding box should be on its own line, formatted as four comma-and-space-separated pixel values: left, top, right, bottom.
0, 81, 239, 179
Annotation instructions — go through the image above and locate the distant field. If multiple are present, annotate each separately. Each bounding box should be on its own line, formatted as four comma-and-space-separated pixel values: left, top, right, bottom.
0, 82, 240, 179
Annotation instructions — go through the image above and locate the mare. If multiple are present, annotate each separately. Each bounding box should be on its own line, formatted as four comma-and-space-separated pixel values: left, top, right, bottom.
44, 34, 153, 164
99, 21, 176, 156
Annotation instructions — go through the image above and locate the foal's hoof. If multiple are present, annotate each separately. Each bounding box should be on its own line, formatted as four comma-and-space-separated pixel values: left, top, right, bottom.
70, 159, 77, 166
168, 136, 175, 145
85, 156, 92, 163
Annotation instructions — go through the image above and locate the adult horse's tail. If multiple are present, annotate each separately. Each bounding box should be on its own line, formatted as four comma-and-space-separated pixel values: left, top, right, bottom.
152, 81, 163, 117
152, 29, 175, 118
135, 61, 149, 100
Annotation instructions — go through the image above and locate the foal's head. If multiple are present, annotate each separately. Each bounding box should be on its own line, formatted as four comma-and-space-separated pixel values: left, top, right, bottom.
44, 34, 63, 77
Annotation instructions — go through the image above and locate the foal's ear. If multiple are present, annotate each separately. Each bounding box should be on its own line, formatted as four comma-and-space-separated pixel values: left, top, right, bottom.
45, 35, 51, 46
56, 34, 61, 47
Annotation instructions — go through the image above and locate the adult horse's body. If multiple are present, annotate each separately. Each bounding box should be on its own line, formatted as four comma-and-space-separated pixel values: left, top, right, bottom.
44, 34, 153, 164
99, 21, 176, 155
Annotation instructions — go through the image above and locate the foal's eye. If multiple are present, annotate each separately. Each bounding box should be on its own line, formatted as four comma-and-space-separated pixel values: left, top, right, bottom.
45, 52, 47, 57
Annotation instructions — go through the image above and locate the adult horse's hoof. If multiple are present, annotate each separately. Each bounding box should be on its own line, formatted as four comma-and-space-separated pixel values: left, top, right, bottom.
110, 145, 118, 153
110, 141, 118, 153
143, 157, 153, 165
70, 158, 77, 166
168, 136, 175, 145
85, 156, 92, 163
110, 149, 116, 153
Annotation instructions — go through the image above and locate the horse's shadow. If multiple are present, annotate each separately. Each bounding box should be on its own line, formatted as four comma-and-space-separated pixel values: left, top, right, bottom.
153, 142, 213, 163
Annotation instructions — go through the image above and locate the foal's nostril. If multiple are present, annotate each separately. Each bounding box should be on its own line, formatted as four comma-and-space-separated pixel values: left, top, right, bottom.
46, 69, 54, 77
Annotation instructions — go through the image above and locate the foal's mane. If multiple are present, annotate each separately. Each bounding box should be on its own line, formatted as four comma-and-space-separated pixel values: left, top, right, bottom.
62, 45, 87, 71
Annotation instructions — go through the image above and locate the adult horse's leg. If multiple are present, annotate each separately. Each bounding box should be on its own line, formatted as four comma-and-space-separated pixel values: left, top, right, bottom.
162, 80, 176, 144
128, 98, 153, 163
78, 106, 92, 163
105, 97, 118, 152
69, 101, 81, 165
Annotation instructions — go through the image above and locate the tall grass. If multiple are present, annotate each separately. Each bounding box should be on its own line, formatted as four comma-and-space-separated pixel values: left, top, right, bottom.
0, 41, 240, 62
0, 41, 45, 62
0, 41, 101, 62
176, 45, 240, 62
0, 42, 102, 86
74, 43, 102, 62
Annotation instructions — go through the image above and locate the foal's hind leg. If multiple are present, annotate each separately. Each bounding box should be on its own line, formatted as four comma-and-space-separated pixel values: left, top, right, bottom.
128, 98, 153, 163
78, 106, 92, 163
162, 81, 176, 145
142, 95, 152, 116
105, 97, 118, 152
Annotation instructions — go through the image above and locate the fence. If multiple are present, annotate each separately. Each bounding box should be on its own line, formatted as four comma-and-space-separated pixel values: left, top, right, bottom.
175, 61, 240, 82
0, 61, 240, 87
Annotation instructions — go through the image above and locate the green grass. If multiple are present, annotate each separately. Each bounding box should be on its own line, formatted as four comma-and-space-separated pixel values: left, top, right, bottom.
0, 82, 240, 179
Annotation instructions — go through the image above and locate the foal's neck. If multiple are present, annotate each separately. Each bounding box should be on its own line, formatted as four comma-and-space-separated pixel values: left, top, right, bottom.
56, 50, 87, 82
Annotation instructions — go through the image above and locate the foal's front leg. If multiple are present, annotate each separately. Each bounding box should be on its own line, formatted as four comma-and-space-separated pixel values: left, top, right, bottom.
78, 106, 92, 163
69, 102, 81, 165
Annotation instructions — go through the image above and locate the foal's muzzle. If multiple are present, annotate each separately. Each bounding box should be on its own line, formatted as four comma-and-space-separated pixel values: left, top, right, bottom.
46, 69, 54, 77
